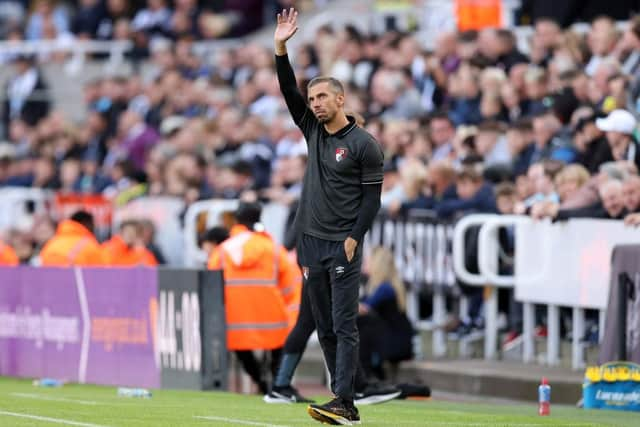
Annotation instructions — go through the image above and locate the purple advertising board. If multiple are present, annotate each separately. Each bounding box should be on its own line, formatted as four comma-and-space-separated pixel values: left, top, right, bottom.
0, 267, 160, 388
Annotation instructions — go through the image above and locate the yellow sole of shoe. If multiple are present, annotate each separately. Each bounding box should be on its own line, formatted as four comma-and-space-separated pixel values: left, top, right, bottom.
306, 406, 352, 425
307, 406, 336, 425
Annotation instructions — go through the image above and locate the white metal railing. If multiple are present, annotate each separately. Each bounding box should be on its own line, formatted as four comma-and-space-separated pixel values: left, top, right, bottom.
3, 186, 638, 369
0, 38, 246, 74
365, 212, 456, 359
0, 40, 132, 57
182, 199, 291, 268
454, 214, 640, 369
453, 214, 522, 360
0, 187, 51, 233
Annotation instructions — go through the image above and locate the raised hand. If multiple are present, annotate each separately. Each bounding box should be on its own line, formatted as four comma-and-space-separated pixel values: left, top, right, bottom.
275, 7, 298, 45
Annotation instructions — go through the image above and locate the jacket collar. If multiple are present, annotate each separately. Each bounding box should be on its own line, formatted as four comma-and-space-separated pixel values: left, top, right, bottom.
327, 116, 357, 138
57, 219, 94, 237
230, 224, 250, 236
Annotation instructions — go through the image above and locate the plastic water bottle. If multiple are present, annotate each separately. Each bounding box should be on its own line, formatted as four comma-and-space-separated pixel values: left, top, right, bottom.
117, 387, 152, 398
538, 377, 551, 416
33, 378, 64, 387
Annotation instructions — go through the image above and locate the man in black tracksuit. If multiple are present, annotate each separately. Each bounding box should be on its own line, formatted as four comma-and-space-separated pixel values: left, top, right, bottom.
274, 8, 384, 425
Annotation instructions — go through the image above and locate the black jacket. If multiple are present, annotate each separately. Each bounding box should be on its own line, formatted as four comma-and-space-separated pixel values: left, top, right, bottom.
2, 68, 50, 134
578, 137, 613, 174
556, 202, 627, 221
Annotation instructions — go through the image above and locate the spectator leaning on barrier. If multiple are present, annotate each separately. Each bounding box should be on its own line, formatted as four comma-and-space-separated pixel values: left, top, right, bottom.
102, 219, 157, 266
517, 160, 561, 213
435, 165, 497, 219
207, 202, 301, 395
539, 177, 628, 221
39, 210, 107, 266
554, 164, 591, 204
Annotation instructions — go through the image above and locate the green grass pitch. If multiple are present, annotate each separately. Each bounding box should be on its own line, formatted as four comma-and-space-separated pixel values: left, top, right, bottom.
1, 377, 639, 426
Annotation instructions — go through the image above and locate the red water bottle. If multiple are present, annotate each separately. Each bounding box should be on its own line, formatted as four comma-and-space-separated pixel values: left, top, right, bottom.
538, 377, 551, 416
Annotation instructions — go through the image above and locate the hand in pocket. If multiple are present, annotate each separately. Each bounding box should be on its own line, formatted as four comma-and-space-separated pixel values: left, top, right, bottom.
343, 237, 357, 263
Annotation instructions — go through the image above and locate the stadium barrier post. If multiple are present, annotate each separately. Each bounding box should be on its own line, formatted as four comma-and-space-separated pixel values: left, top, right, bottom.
484, 286, 498, 360
547, 305, 560, 366
433, 289, 447, 358
571, 307, 586, 370
523, 302, 535, 363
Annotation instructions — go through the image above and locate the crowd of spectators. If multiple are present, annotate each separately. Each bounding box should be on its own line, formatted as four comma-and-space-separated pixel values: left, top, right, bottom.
0, 0, 320, 45
4, 7, 640, 343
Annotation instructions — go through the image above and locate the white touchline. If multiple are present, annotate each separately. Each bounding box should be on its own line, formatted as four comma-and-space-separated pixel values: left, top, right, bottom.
353, 422, 583, 427
74, 267, 91, 384
194, 415, 292, 427
0, 409, 109, 427
10, 392, 99, 405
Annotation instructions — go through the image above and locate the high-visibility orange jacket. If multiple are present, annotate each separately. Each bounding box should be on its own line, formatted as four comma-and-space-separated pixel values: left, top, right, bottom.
40, 220, 107, 267
285, 250, 302, 329
208, 224, 302, 351
0, 241, 19, 266
102, 235, 158, 266
456, 0, 502, 31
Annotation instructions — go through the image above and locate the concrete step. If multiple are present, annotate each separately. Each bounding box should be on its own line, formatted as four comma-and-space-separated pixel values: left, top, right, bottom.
396, 359, 583, 404
292, 331, 588, 405
292, 349, 584, 404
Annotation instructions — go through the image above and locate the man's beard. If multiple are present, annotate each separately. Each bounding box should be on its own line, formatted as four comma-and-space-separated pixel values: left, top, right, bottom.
315, 111, 334, 123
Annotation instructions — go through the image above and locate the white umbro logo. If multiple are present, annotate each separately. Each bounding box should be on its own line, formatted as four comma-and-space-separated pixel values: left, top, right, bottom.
335, 266, 345, 275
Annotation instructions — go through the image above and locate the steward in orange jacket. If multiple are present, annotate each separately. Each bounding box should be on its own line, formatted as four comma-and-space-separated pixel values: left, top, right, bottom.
102, 220, 157, 266
208, 202, 301, 394
208, 222, 301, 350
0, 240, 19, 266
40, 211, 107, 267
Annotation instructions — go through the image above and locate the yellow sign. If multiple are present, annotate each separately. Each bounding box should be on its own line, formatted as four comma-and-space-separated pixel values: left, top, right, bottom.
585, 362, 640, 383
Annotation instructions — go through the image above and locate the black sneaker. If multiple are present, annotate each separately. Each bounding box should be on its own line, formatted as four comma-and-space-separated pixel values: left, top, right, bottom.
307, 397, 360, 425
354, 383, 401, 405
395, 383, 431, 399
263, 385, 315, 404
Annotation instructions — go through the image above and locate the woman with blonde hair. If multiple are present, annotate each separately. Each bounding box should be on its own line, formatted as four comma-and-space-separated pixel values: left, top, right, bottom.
362, 246, 406, 313
554, 163, 590, 203
358, 246, 414, 380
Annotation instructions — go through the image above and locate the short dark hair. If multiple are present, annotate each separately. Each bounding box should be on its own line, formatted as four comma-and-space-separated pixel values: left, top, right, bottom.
457, 166, 483, 183
477, 121, 505, 134
496, 29, 516, 46
70, 210, 95, 233
307, 77, 344, 95
199, 226, 229, 247
234, 202, 262, 228
494, 182, 517, 199
428, 111, 453, 127
458, 30, 478, 43
510, 118, 533, 133
535, 17, 560, 28
231, 160, 253, 177
558, 69, 580, 82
